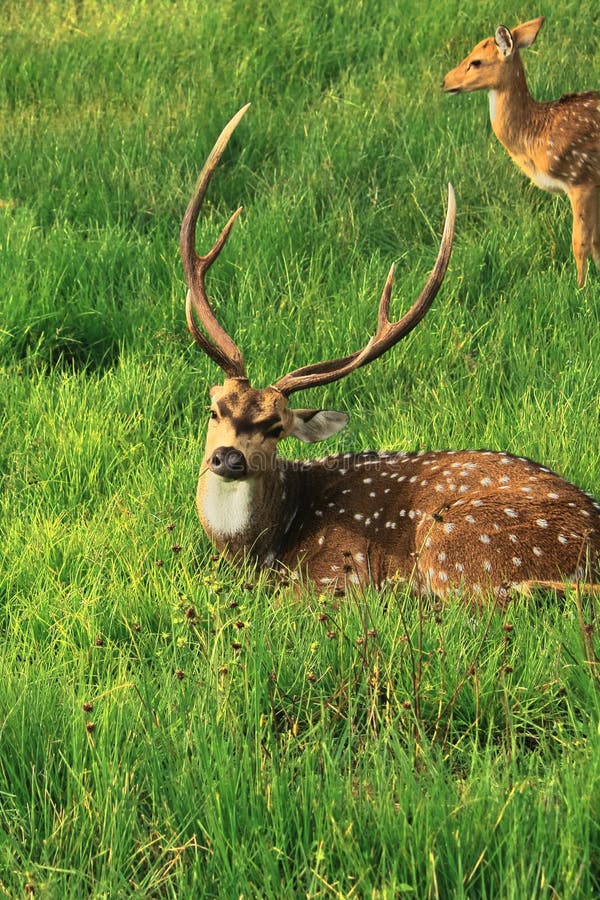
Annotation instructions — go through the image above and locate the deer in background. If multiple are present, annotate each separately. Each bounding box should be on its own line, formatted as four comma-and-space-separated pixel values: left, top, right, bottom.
443, 16, 600, 287
181, 104, 600, 600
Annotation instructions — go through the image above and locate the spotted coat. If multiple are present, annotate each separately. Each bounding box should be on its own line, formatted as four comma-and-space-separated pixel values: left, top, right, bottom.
203, 447, 600, 599
443, 16, 600, 287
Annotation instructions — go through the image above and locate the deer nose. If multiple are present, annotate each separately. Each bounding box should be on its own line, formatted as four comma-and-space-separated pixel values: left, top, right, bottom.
210, 446, 248, 479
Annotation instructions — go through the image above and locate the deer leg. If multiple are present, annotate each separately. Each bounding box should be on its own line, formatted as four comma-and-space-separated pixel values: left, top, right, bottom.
592, 188, 600, 272
510, 579, 600, 597
568, 185, 597, 287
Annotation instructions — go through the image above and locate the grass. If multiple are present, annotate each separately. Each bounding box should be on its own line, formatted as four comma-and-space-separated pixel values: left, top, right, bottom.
1, 0, 600, 895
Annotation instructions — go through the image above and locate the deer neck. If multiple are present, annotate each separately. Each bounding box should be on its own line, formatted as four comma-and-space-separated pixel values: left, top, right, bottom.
488, 57, 539, 155
197, 463, 302, 567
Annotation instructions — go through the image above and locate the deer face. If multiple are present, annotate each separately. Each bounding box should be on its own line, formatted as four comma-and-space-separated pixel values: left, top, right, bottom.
443, 38, 507, 94
442, 18, 544, 95
204, 378, 348, 480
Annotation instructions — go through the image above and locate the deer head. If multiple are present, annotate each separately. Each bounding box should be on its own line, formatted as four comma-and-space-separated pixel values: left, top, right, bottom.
442, 17, 544, 95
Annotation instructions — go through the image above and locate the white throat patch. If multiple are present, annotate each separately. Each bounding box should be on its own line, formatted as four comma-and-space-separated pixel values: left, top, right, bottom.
201, 474, 255, 537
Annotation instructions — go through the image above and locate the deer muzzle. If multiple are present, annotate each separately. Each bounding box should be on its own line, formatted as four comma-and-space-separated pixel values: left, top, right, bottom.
209, 446, 248, 480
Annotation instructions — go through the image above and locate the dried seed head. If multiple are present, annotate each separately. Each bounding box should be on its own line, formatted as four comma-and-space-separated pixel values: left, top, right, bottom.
82, 702, 94, 713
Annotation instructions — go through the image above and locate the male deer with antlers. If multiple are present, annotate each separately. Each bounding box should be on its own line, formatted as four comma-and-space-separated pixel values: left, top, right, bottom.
443, 16, 600, 287
182, 105, 600, 599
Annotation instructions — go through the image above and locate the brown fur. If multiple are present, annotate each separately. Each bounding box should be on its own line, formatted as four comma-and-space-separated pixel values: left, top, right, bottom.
197, 382, 600, 599
443, 17, 600, 287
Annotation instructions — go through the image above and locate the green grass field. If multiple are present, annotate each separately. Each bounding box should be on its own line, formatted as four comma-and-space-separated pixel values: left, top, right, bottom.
2, 0, 600, 895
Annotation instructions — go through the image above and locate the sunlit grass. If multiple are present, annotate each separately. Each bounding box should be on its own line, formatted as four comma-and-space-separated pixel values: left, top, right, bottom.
1, 0, 600, 895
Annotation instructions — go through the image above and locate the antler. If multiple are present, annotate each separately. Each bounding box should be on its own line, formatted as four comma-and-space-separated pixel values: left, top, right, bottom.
272, 184, 456, 397
181, 104, 250, 379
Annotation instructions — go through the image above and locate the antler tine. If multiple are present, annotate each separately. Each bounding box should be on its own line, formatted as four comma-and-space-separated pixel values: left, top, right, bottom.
272, 183, 456, 397
181, 103, 251, 379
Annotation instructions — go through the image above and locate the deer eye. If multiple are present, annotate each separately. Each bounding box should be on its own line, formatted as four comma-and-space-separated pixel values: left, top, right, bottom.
467, 59, 482, 69
209, 409, 218, 421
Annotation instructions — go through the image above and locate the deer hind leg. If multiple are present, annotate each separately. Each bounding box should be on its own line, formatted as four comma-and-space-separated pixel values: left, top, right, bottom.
510, 579, 600, 597
414, 506, 600, 601
568, 185, 598, 287
592, 187, 600, 272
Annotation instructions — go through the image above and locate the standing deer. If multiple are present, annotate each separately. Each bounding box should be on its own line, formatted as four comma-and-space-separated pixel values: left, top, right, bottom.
442, 16, 600, 287
182, 105, 600, 599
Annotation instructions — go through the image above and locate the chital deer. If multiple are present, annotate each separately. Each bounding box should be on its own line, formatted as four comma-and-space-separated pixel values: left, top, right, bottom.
182, 105, 600, 599
442, 16, 600, 287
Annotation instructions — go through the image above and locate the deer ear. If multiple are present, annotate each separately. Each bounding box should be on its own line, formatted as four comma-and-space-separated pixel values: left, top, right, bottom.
494, 25, 514, 58
511, 17, 544, 50
289, 409, 349, 443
